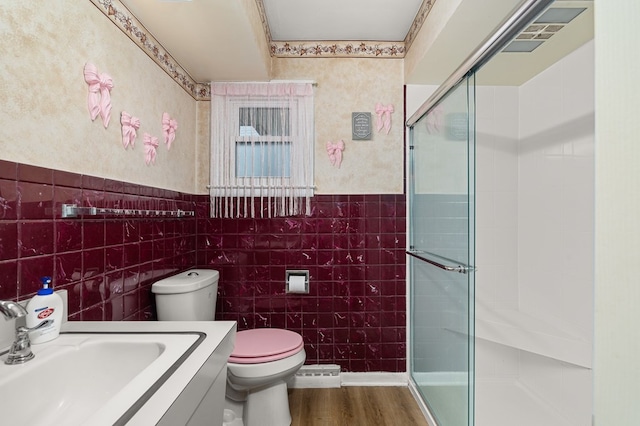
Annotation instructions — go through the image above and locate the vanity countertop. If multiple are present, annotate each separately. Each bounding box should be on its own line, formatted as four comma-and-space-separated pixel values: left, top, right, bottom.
61, 320, 236, 425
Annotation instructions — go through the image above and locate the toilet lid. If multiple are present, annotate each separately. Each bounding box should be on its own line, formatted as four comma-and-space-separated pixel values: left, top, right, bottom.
229, 329, 303, 364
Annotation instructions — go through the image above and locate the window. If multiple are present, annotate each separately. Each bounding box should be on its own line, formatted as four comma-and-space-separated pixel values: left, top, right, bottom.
235, 106, 291, 178
235, 141, 292, 178
210, 82, 315, 218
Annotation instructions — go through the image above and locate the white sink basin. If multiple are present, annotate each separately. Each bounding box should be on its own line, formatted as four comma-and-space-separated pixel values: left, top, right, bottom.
0, 332, 201, 426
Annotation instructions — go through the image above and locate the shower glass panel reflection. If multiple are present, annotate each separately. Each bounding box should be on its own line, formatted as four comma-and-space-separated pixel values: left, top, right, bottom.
409, 75, 476, 426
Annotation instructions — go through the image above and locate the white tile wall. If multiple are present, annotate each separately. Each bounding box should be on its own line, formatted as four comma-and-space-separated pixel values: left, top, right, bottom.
475, 339, 520, 380
517, 40, 595, 340
474, 40, 594, 425
475, 85, 520, 312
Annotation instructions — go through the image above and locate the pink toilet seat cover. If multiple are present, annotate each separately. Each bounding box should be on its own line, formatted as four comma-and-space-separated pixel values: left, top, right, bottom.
229, 328, 304, 364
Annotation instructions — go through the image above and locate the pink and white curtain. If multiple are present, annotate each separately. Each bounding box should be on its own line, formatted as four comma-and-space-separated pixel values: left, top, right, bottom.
209, 82, 315, 218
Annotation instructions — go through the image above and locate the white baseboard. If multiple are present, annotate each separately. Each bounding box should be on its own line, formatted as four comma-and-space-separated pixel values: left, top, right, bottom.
289, 374, 341, 388
341, 372, 409, 387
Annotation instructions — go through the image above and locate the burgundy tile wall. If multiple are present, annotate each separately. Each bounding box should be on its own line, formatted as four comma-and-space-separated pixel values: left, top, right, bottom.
196, 194, 407, 373
0, 159, 407, 373
0, 160, 198, 320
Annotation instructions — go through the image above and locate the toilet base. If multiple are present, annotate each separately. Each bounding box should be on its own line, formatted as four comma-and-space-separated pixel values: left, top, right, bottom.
223, 408, 244, 426
224, 380, 292, 426
246, 380, 291, 426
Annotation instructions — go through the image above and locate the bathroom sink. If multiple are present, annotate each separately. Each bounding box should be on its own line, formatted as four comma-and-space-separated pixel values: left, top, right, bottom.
0, 331, 202, 426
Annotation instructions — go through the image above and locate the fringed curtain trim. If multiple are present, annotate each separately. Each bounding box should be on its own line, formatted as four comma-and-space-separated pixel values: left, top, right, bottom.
209, 82, 314, 218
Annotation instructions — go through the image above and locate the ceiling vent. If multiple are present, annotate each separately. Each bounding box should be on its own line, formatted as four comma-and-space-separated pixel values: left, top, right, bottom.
502, 7, 586, 53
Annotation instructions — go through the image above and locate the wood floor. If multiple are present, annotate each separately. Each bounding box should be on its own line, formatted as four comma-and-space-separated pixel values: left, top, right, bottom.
288, 386, 431, 426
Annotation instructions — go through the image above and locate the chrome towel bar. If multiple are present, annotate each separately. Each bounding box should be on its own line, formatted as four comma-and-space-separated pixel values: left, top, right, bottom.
407, 249, 476, 274
60, 204, 195, 218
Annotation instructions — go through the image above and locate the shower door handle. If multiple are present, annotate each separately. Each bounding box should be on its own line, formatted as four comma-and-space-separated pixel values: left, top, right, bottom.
407, 250, 476, 274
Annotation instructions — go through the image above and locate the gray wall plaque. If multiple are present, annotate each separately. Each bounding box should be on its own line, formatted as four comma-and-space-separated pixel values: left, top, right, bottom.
352, 112, 372, 140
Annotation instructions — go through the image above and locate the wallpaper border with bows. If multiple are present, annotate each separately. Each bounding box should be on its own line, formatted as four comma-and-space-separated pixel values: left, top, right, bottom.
258, 0, 437, 58
90, 0, 437, 100
89, 0, 210, 101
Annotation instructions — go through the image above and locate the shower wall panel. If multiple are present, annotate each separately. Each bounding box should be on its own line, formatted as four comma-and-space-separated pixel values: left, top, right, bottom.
474, 40, 594, 426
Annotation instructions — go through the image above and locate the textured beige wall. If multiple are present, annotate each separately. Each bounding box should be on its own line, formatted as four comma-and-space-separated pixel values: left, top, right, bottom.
404, 0, 462, 83
195, 101, 211, 194
0, 1, 404, 196
241, 0, 273, 81
272, 58, 404, 194
0, 1, 197, 193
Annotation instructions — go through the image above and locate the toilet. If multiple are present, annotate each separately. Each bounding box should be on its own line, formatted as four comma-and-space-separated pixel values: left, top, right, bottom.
151, 269, 306, 426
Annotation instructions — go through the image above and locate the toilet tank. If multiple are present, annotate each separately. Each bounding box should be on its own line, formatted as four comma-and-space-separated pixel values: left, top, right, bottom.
151, 269, 219, 321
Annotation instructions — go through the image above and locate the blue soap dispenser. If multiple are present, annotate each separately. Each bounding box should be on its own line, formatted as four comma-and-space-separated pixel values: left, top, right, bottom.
26, 276, 63, 344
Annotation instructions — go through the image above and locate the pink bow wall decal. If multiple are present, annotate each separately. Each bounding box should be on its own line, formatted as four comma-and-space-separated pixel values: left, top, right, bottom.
162, 112, 178, 150
326, 140, 345, 168
375, 103, 394, 134
143, 133, 159, 165
83, 63, 114, 128
120, 112, 140, 149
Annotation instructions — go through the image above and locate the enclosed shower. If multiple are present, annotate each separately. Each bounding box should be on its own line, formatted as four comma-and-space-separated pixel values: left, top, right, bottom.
406, 1, 594, 425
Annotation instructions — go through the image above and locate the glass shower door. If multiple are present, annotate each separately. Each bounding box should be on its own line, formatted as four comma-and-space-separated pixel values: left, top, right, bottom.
408, 75, 476, 426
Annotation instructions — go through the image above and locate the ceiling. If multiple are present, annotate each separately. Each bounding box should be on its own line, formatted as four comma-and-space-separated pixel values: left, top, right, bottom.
263, 0, 423, 41
118, 0, 593, 86
120, 0, 426, 82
